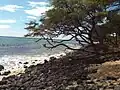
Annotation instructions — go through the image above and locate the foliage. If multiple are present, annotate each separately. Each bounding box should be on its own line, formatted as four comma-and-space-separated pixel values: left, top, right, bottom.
25, 0, 120, 53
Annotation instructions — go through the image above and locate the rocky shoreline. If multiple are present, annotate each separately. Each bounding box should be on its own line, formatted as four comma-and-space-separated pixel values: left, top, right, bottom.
0, 51, 120, 90
0, 53, 66, 78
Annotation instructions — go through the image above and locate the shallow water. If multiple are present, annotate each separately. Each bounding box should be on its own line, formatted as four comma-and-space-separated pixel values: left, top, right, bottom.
0, 36, 67, 55
0, 36, 75, 74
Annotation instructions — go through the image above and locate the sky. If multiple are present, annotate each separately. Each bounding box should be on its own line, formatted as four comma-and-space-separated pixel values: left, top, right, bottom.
0, 0, 49, 37
0, 0, 119, 37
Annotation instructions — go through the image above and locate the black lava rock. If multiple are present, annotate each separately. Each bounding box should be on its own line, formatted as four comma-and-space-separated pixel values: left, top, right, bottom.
24, 62, 29, 64
0, 65, 4, 71
2, 71, 11, 75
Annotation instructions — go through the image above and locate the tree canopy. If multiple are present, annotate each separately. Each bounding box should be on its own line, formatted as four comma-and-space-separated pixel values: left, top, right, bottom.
25, 0, 120, 53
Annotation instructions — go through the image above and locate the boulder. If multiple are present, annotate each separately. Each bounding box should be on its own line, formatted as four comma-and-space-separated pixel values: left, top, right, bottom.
32, 62, 35, 64
19, 62, 22, 64
0, 65, 4, 71
49, 57, 56, 61
106, 76, 117, 80
24, 65, 28, 68
0, 80, 7, 85
114, 85, 120, 90
44, 59, 48, 64
75, 86, 84, 90
24, 62, 28, 64
2, 71, 11, 75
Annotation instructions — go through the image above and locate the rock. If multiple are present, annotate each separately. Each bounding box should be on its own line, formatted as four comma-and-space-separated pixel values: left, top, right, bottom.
75, 86, 84, 90
18, 87, 26, 90
91, 69, 97, 73
87, 84, 98, 90
69, 58, 72, 61
0, 80, 7, 85
24, 65, 28, 68
69, 87, 76, 90
3, 75, 15, 80
106, 76, 117, 80
68, 81, 73, 85
46, 86, 52, 90
86, 80, 94, 84
36, 64, 42, 66
19, 62, 22, 64
77, 79, 82, 84
107, 85, 114, 89
49, 57, 56, 62
32, 62, 35, 64
0, 50, 109, 89
24, 62, 28, 64
2, 71, 11, 75
0, 65, 4, 71
99, 88, 104, 90
29, 87, 36, 90
93, 79, 98, 82
100, 56, 105, 59
29, 65, 35, 68
114, 85, 120, 90
105, 87, 114, 90
44, 59, 48, 64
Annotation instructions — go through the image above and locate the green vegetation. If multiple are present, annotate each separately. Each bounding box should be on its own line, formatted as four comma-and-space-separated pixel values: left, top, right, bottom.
25, 0, 120, 54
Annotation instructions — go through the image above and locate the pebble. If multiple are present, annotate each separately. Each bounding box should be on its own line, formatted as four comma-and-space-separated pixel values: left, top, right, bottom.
0, 51, 119, 89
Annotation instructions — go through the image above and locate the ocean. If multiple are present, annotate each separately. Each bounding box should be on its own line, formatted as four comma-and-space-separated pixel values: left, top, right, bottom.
0, 36, 76, 75
0, 36, 67, 55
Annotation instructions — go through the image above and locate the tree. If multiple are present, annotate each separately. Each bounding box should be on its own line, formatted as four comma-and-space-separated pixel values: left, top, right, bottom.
25, 0, 120, 54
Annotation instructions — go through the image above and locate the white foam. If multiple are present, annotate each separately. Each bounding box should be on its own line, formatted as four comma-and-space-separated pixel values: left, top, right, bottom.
0, 51, 68, 77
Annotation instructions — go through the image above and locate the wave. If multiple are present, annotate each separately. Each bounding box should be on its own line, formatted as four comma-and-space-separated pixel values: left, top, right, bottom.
0, 51, 67, 77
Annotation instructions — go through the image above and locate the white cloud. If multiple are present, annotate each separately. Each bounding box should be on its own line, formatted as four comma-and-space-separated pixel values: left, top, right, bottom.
0, 29, 27, 37
25, 1, 52, 19
0, 20, 16, 23
0, 25, 11, 29
27, 16, 37, 19
0, 5, 23, 12
25, 7, 51, 17
28, 1, 49, 7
